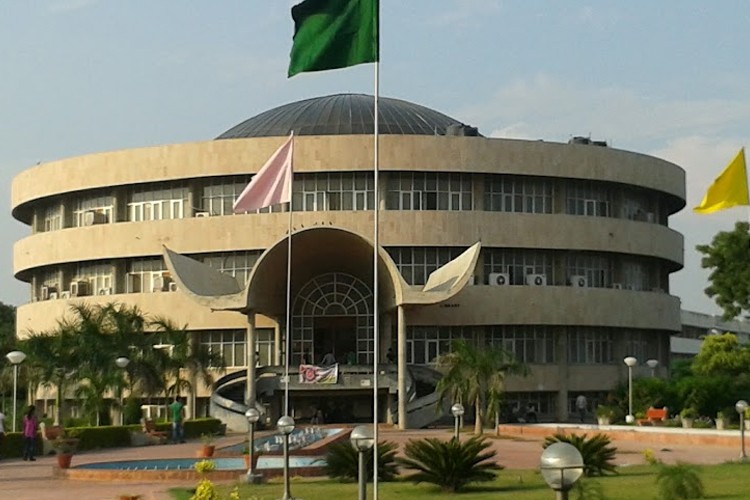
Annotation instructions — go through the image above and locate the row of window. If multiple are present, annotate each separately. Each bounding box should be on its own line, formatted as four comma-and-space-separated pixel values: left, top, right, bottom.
195, 325, 663, 368
35, 172, 667, 233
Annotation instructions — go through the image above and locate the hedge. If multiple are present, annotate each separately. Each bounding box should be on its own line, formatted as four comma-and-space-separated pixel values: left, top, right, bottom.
0, 417, 224, 458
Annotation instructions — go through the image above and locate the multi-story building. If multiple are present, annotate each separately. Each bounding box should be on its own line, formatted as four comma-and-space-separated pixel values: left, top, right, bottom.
11, 93, 686, 426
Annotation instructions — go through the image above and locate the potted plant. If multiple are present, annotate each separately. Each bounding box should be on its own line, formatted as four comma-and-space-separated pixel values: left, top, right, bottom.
596, 405, 615, 425
680, 407, 698, 428
53, 435, 79, 469
715, 411, 729, 430
745, 409, 750, 430
197, 433, 216, 458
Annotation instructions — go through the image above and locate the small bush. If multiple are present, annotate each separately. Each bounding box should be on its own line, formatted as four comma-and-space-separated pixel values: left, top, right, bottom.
324, 440, 398, 482
543, 433, 617, 476
65, 426, 131, 450
656, 463, 705, 499
398, 436, 501, 492
184, 419, 223, 439
643, 448, 661, 466
573, 478, 607, 500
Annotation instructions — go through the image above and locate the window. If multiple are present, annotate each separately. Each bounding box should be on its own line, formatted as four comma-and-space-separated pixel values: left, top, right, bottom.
386, 247, 463, 285
566, 253, 613, 288
127, 183, 188, 221
485, 175, 552, 214
41, 204, 63, 232
73, 194, 113, 227
292, 172, 374, 211
483, 249, 554, 286
385, 172, 472, 211
200, 176, 252, 216
567, 329, 613, 364
200, 251, 262, 288
127, 258, 168, 293
486, 326, 556, 363
72, 262, 114, 295
566, 180, 611, 217
405, 326, 473, 365
200, 330, 246, 367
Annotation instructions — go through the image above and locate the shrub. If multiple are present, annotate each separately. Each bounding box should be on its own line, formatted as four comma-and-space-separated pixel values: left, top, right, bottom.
398, 436, 501, 492
680, 407, 698, 419
65, 425, 131, 450
324, 440, 398, 482
643, 448, 661, 466
184, 418, 223, 439
573, 478, 607, 500
543, 433, 617, 476
656, 463, 705, 500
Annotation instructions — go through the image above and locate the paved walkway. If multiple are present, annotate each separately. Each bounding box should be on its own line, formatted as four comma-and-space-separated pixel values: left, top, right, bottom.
0, 425, 744, 499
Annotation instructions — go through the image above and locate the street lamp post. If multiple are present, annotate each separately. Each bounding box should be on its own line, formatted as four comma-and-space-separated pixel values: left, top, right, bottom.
245, 407, 261, 483
451, 403, 465, 440
350, 425, 375, 500
115, 356, 130, 426
736, 400, 748, 461
646, 359, 659, 377
623, 356, 637, 424
540, 442, 585, 500
277, 415, 296, 500
6, 350, 27, 433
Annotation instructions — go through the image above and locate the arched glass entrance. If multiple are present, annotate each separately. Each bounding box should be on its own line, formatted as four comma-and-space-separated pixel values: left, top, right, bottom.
291, 272, 373, 365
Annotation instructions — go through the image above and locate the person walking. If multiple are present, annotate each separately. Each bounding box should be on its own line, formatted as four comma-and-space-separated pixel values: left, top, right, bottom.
0, 409, 5, 460
168, 396, 185, 444
22, 406, 38, 461
575, 394, 588, 423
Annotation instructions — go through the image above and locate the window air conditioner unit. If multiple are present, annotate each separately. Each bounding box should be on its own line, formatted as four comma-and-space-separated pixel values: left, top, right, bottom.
168, 282, 178, 292
526, 274, 547, 286
60, 291, 71, 299
570, 275, 587, 287
49, 292, 59, 300
196, 212, 210, 218
70, 280, 90, 297
612, 283, 623, 290
489, 272, 510, 286
98, 287, 112, 296
41, 285, 50, 301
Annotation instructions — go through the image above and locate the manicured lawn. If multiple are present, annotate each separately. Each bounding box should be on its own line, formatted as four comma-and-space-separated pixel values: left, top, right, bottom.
171, 462, 750, 499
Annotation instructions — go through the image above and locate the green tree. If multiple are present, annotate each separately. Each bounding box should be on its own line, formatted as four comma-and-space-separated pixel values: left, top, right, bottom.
0, 302, 17, 405
692, 333, 750, 377
436, 339, 528, 434
697, 221, 750, 320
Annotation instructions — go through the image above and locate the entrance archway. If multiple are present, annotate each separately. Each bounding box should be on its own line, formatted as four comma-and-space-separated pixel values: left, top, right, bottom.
291, 272, 373, 366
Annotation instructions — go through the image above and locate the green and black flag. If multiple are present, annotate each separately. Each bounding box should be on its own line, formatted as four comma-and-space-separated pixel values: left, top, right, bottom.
288, 0, 378, 77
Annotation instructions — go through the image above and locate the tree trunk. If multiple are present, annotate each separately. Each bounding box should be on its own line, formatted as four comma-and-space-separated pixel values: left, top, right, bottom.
474, 396, 483, 435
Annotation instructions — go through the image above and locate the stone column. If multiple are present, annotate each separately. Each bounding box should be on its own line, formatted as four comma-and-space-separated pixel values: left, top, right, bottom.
556, 329, 569, 422
397, 305, 407, 429
246, 313, 257, 406
274, 321, 282, 366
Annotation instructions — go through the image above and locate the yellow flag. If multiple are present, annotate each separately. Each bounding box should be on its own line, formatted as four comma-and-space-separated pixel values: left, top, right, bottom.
693, 148, 749, 214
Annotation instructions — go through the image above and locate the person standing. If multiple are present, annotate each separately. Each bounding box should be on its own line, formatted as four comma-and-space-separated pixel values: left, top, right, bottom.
168, 397, 185, 444
0, 409, 5, 460
575, 394, 588, 423
22, 406, 38, 461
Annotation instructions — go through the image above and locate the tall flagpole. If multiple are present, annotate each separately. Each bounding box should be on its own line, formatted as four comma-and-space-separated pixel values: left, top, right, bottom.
372, 0, 381, 496
284, 131, 295, 417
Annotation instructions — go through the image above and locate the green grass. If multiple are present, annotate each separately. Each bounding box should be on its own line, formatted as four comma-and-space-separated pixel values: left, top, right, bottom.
170, 463, 750, 499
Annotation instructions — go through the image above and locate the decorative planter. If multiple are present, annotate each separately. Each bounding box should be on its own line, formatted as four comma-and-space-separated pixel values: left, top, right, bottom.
681, 418, 694, 429
56, 453, 73, 469
716, 418, 728, 430
197, 445, 215, 457
243, 454, 260, 469
745, 420, 750, 431
597, 417, 611, 425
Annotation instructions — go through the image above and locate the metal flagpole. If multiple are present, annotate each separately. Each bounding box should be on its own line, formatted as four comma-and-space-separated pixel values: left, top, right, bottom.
284, 131, 295, 417
372, 1, 381, 496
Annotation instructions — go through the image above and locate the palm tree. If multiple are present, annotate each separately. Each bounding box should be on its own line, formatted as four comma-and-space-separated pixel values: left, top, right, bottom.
436, 339, 528, 435
148, 316, 226, 418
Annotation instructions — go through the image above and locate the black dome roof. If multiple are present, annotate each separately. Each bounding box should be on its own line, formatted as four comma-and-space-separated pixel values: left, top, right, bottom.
216, 93, 474, 139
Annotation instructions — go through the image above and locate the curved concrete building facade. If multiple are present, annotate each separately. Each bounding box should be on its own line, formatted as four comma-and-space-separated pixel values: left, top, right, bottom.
11, 94, 686, 425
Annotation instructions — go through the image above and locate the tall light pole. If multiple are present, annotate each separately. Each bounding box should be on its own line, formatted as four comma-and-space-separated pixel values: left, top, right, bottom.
646, 359, 659, 377
736, 400, 748, 461
245, 407, 261, 483
451, 403, 465, 440
115, 356, 130, 426
277, 415, 296, 500
623, 356, 637, 424
6, 350, 26, 432
351, 425, 375, 500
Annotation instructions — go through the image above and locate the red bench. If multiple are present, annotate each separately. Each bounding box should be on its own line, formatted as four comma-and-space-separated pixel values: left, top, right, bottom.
638, 407, 668, 426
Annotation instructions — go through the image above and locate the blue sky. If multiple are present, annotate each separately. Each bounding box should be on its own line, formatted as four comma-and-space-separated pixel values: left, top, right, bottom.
2, 1, 750, 317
